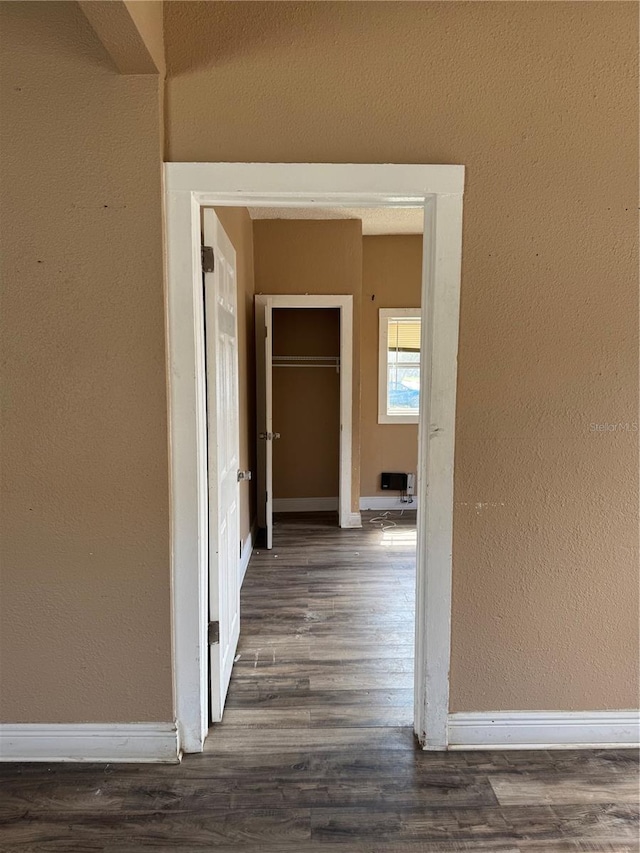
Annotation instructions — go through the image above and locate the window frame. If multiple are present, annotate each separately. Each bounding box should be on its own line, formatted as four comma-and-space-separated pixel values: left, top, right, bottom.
378, 308, 422, 424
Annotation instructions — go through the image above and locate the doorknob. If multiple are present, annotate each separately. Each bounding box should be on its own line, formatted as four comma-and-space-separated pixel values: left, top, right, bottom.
237, 470, 252, 482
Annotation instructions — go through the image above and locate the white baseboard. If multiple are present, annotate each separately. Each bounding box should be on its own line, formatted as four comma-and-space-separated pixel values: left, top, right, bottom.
240, 522, 257, 584
360, 495, 418, 511
0, 722, 180, 763
447, 711, 640, 750
273, 497, 338, 513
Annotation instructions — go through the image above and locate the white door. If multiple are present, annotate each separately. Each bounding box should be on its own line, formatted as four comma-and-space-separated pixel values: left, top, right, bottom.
255, 296, 275, 549
203, 208, 241, 721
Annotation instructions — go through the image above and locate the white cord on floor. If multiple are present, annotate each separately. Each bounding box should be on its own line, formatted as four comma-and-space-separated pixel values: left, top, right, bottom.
368, 510, 405, 531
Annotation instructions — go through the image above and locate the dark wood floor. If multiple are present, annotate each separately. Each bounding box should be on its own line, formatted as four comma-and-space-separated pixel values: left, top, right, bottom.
1, 512, 638, 851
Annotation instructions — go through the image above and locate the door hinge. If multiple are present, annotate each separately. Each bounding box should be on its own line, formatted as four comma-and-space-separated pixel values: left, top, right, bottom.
208, 621, 220, 645
201, 245, 215, 273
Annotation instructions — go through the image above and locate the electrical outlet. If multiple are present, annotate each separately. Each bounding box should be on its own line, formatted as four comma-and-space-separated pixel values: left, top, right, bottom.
406, 473, 415, 496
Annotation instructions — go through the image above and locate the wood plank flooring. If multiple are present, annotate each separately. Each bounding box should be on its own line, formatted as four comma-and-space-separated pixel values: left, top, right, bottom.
1, 512, 638, 852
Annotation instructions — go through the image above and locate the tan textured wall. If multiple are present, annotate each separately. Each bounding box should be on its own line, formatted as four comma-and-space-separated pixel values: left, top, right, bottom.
166, 1, 639, 711
213, 208, 256, 542
253, 220, 363, 514
0, 2, 172, 722
272, 309, 341, 500
361, 236, 422, 497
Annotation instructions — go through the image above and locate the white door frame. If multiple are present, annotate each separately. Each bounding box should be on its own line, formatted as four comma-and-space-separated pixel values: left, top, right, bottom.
164, 163, 465, 753
255, 294, 357, 533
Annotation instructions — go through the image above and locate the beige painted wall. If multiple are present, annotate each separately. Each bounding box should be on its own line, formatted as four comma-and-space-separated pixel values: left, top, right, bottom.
166, 2, 639, 712
213, 208, 256, 542
1, 1, 636, 729
0, 2, 172, 722
253, 220, 363, 514
272, 309, 341, 500
361, 236, 422, 497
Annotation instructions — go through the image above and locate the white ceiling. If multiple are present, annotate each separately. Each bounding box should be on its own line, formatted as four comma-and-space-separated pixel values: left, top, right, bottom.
247, 206, 423, 236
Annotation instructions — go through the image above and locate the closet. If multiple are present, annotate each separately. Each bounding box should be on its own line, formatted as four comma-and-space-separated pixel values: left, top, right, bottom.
271, 308, 341, 515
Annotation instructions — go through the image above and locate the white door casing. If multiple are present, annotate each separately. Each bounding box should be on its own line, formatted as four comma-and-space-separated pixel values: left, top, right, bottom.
265, 301, 274, 549
202, 208, 241, 722
255, 294, 357, 548
255, 296, 275, 549
165, 164, 464, 753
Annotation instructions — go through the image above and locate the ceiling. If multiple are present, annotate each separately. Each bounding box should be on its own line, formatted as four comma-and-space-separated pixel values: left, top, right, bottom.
247, 206, 423, 236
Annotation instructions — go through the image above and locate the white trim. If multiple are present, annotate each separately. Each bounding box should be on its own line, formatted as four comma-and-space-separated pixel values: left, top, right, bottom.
413, 193, 464, 750
0, 723, 180, 763
164, 163, 465, 753
273, 497, 339, 513
360, 496, 418, 511
240, 522, 257, 585
344, 511, 363, 528
378, 308, 421, 425
166, 188, 209, 754
165, 162, 465, 197
447, 711, 640, 750
256, 294, 354, 532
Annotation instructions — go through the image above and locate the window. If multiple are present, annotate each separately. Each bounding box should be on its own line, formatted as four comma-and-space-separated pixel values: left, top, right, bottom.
378, 309, 421, 424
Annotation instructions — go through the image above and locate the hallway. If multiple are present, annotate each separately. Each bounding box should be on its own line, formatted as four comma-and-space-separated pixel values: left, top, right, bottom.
0, 514, 637, 851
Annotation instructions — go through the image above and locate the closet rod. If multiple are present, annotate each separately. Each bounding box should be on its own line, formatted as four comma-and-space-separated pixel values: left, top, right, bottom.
273, 355, 339, 361
272, 355, 340, 370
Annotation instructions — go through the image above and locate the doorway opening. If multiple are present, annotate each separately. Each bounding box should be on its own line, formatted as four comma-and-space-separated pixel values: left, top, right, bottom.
165, 163, 465, 753
255, 295, 357, 548
271, 307, 341, 521
232, 214, 423, 747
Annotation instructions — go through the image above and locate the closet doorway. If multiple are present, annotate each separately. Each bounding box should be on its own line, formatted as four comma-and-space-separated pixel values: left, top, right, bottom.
272, 306, 340, 515
255, 295, 357, 548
